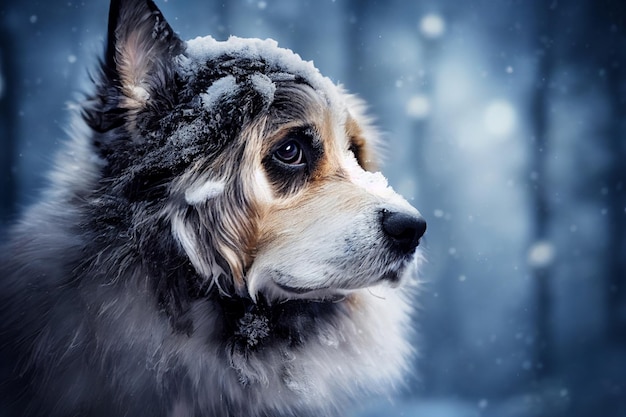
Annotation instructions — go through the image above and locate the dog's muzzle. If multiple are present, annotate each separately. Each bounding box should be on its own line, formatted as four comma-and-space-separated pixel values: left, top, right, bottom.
380, 209, 427, 254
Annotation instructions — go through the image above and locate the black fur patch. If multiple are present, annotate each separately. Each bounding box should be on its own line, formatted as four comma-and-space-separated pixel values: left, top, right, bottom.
262, 126, 324, 196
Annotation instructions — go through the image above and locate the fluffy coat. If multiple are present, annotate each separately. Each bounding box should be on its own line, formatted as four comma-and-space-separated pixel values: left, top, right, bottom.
0, 1, 426, 416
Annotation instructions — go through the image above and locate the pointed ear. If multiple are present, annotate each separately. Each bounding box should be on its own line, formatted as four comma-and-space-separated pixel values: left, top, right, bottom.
103, 0, 184, 109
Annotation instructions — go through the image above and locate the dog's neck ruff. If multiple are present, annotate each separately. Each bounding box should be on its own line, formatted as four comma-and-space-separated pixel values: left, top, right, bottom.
217, 290, 345, 351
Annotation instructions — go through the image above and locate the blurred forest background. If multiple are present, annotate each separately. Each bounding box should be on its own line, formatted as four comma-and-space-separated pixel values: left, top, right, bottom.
1, 0, 625, 416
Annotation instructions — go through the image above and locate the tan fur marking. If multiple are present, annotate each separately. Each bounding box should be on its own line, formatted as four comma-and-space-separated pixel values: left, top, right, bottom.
345, 115, 378, 172
229, 120, 272, 289
312, 109, 346, 182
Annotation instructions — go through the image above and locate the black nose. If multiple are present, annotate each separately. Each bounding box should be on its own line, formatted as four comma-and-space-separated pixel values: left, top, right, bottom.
381, 209, 427, 254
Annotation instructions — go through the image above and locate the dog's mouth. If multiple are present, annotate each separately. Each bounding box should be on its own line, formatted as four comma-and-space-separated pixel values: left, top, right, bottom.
265, 265, 407, 302
272, 281, 349, 302
274, 281, 325, 295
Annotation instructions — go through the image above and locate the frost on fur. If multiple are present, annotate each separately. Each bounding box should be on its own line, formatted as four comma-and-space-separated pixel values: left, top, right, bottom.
184, 180, 226, 205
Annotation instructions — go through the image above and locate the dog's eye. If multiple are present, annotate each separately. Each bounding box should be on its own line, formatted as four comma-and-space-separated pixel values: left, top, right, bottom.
263, 128, 320, 194
274, 140, 305, 166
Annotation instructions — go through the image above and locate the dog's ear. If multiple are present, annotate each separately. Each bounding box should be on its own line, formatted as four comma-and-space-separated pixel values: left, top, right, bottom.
89, 0, 184, 132
105, 0, 184, 102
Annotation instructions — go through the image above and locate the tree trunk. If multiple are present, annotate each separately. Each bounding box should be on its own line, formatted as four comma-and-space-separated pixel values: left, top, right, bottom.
0, 26, 16, 229
529, 0, 557, 379
605, 41, 626, 347
344, 0, 372, 97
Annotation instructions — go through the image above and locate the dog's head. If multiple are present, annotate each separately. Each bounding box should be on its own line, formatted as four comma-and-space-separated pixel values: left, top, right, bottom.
85, 0, 426, 303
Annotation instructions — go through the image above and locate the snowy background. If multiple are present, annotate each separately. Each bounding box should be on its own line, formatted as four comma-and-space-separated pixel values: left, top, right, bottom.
1, 0, 625, 416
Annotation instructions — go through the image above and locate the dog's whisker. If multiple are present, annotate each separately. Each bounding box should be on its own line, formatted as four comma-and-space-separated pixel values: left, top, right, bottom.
367, 287, 387, 300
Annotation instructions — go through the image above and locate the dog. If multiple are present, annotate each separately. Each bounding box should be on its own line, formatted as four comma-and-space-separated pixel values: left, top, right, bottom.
0, 0, 426, 416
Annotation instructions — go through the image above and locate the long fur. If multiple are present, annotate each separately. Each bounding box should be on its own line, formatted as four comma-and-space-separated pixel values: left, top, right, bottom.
0, 1, 426, 416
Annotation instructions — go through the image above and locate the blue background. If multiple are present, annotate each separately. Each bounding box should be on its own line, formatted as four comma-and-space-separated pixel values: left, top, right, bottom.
1, 1, 625, 416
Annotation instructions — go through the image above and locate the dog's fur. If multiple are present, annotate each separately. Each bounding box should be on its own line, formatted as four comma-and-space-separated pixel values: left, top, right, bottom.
0, 1, 426, 416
